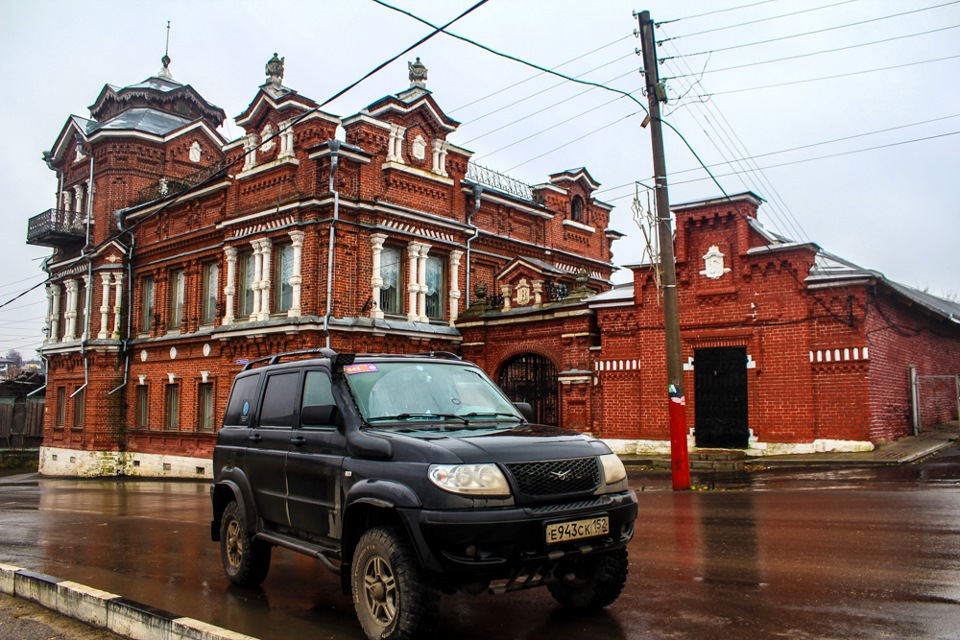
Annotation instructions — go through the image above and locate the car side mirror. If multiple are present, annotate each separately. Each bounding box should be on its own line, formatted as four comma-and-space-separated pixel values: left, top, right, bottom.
513, 402, 534, 422
301, 404, 339, 426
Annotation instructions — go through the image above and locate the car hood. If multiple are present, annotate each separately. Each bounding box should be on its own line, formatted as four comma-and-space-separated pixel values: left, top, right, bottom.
369, 423, 611, 464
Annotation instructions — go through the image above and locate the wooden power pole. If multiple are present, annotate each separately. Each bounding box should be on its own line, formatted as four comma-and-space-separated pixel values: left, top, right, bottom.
636, 9, 690, 491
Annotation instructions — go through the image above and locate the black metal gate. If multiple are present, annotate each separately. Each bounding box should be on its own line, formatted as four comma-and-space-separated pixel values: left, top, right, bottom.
498, 354, 558, 425
694, 347, 749, 448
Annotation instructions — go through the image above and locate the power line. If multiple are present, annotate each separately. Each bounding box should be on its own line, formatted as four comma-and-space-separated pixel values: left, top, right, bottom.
697, 53, 960, 97
669, 130, 960, 185
662, 1, 960, 57
448, 32, 634, 114
0, 274, 45, 291
662, 0, 860, 40
663, 24, 960, 78
506, 111, 644, 172
660, 0, 785, 24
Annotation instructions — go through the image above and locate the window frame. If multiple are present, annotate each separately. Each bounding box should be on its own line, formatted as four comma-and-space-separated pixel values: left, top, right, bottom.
140, 276, 155, 334
165, 384, 180, 430
274, 243, 294, 313
425, 254, 445, 320
135, 386, 149, 429
72, 387, 85, 428
198, 382, 215, 432
379, 246, 404, 316
55, 387, 66, 426
168, 268, 185, 332
201, 261, 219, 326
238, 252, 256, 319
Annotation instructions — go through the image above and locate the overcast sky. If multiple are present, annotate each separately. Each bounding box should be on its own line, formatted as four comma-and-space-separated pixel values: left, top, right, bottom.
2, 0, 958, 358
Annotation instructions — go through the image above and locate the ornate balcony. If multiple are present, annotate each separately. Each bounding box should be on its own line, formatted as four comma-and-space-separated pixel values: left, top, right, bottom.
26, 208, 86, 248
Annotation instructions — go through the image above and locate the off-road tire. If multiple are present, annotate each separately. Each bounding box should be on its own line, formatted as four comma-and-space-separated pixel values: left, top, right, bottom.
548, 548, 629, 610
220, 500, 271, 587
351, 526, 439, 640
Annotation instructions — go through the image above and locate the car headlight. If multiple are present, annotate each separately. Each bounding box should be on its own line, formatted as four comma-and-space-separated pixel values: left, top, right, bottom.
428, 463, 510, 497
599, 453, 627, 484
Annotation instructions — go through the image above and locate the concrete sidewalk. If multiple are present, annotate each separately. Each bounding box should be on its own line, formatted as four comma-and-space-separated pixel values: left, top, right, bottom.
620, 422, 959, 471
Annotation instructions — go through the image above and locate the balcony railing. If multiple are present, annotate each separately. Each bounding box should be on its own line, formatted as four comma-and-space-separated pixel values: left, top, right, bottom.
465, 162, 534, 201
133, 163, 226, 206
26, 208, 87, 248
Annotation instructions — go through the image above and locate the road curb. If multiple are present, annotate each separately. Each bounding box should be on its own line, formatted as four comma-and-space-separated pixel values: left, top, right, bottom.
0, 563, 257, 640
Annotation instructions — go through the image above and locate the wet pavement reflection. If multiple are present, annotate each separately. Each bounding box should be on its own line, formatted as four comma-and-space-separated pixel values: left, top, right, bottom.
0, 449, 958, 639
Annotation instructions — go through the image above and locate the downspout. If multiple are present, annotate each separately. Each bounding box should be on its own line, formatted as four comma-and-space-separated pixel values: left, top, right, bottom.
464, 183, 483, 307
72, 135, 95, 401
323, 139, 341, 349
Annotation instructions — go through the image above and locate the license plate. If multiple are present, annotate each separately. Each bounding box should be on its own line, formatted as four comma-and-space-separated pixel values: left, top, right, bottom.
545, 516, 609, 544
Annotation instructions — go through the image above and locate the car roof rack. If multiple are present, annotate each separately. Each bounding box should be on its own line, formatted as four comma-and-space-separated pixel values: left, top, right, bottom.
351, 351, 462, 361
241, 348, 356, 371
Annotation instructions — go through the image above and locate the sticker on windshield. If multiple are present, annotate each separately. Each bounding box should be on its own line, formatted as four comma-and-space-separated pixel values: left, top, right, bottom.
344, 364, 379, 375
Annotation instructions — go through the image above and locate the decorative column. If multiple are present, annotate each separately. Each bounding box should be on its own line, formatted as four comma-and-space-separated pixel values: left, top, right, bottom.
74, 183, 85, 226
288, 230, 304, 317
249, 239, 262, 321
258, 238, 272, 321
61, 191, 73, 215
448, 250, 463, 326
406, 241, 421, 322
370, 233, 387, 320
80, 274, 90, 340
500, 284, 513, 312
388, 124, 406, 164
63, 279, 78, 341
50, 284, 62, 343
417, 244, 430, 323
223, 246, 237, 325
98, 272, 112, 339
243, 133, 259, 170
431, 139, 448, 176
279, 119, 296, 159
112, 272, 124, 339
44, 284, 54, 344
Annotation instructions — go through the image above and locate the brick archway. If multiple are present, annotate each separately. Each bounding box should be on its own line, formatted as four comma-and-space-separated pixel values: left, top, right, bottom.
497, 353, 559, 426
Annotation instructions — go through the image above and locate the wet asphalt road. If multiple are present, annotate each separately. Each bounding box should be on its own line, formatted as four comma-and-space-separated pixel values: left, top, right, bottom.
1, 450, 959, 640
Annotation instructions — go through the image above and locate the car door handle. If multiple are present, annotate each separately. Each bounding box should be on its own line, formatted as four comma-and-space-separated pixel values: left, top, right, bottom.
290, 436, 307, 447
248, 434, 262, 443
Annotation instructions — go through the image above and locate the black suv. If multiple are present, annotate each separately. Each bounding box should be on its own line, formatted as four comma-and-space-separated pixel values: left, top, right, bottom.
210, 349, 637, 640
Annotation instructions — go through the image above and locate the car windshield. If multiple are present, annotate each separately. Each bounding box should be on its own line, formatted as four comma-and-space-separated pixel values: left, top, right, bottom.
344, 361, 523, 426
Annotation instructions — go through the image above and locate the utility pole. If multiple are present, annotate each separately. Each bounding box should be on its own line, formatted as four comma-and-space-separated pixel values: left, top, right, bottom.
636, 9, 690, 491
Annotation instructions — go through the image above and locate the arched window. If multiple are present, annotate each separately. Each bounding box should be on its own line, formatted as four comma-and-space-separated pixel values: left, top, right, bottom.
571, 195, 584, 223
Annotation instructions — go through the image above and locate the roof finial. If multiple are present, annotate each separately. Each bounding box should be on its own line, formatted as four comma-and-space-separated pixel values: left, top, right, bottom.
408, 57, 427, 89
158, 20, 173, 80
265, 53, 285, 87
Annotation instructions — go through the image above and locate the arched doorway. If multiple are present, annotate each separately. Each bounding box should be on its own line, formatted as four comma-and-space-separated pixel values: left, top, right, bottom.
497, 354, 559, 425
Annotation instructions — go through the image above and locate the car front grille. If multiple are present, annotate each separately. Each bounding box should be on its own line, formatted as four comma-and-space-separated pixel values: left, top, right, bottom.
506, 457, 601, 497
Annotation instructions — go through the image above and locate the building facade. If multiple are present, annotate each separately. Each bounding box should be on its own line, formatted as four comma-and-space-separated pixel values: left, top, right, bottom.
29, 55, 618, 476
29, 57, 959, 477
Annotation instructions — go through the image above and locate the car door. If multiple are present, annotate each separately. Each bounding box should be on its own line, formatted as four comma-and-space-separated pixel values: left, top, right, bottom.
246, 368, 301, 528
285, 368, 346, 544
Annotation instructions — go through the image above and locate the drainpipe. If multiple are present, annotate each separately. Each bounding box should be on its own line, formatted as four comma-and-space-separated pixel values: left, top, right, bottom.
323, 139, 341, 349
72, 135, 96, 401
464, 183, 483, 307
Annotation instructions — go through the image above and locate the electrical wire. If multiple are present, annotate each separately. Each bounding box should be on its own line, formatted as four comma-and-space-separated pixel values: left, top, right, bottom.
663, 1, 960, 58
696, 53, 960, 97
448, 32, 635, 113
661, 0, 860, 40
663, 23, 960, 78
659, 0, 785, 24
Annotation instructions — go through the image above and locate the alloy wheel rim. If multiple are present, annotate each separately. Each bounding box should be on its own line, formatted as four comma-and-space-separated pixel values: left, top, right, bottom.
362, 555, 397, 626
225, 518, 242, 568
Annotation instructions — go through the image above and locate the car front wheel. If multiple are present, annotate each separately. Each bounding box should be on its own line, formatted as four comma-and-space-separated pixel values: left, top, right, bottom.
351, 526, 439, 640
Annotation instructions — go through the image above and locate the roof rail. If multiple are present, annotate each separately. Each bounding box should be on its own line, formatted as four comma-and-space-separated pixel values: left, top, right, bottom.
240, 347, 354, 371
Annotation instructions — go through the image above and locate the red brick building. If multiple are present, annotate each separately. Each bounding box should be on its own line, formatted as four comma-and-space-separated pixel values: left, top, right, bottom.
29, 56, 618, 476
29, 56, 959, 477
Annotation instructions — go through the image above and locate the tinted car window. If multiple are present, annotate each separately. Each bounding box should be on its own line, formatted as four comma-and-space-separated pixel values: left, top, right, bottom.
259, 371, 300, 427
223, 374, 260, 426
303, 370, 335, 406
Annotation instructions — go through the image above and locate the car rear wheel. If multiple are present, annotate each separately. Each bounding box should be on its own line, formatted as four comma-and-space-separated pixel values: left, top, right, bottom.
351, 526, 439, 640
220, 500, 271, 587
548, 548, 629, 610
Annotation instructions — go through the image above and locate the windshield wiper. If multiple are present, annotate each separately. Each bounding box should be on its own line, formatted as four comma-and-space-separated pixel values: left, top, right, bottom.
367, 413, 468, 425
460, 411, 524, 422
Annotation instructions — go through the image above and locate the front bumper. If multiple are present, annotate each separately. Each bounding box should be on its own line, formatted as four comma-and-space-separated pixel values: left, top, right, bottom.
398, 490, 638, 582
